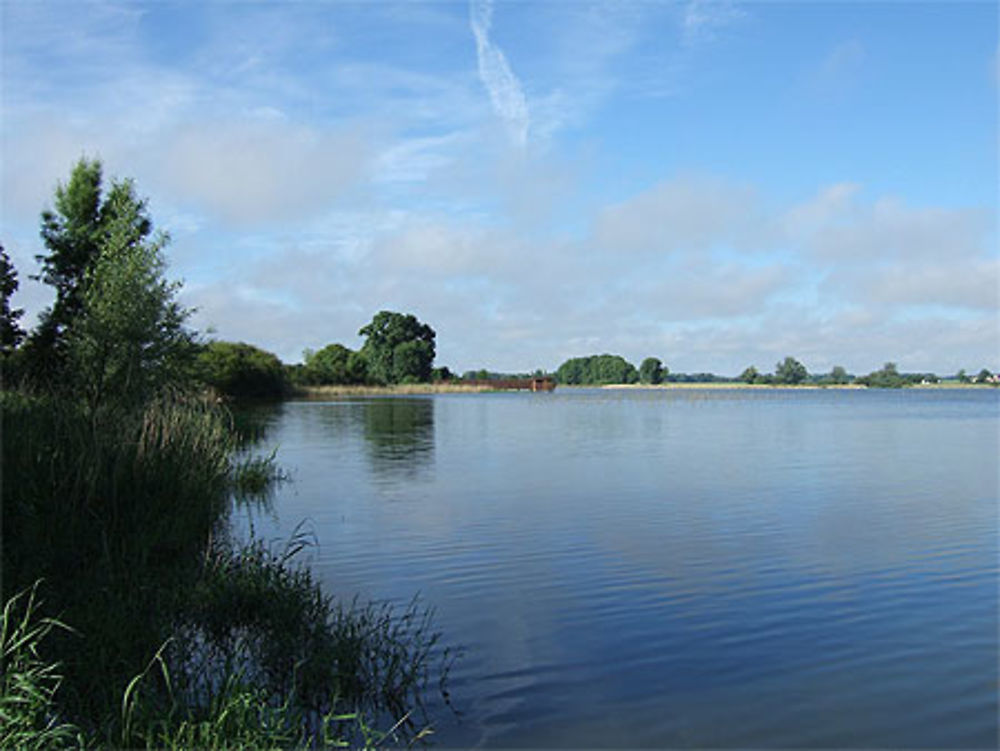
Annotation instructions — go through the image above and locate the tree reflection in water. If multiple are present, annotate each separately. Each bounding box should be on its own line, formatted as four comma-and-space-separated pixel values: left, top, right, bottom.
362, 398, 435, 479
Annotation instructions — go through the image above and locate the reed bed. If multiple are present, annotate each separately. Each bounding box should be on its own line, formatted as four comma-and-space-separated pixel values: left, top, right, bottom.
1, 387, 447, 748
294, 382, 495, 398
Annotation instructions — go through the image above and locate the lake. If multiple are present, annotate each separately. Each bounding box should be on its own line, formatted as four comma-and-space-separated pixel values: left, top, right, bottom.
233, 388, 999, 748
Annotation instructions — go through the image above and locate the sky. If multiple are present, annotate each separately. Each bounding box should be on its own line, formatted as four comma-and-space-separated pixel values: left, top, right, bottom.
2, 0, 997, 375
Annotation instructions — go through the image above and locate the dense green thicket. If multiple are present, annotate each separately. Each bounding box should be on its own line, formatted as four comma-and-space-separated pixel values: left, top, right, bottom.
293, 342, 370, 386
195, 340, 288, 399
555, 354, 639, 385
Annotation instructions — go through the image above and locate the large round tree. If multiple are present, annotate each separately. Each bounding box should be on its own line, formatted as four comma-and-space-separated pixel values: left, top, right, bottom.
358, 310, 436, 385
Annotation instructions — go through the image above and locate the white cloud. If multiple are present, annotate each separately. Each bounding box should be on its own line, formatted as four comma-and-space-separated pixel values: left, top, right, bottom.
470, 0, 530, 147
805, 196, 991, 262
827, 259, 1000, 312
592, 175, 767, 255
783, 182, 862, 238
161, 119, 370, 226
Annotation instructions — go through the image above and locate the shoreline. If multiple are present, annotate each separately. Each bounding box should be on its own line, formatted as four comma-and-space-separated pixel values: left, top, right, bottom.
290, 381, 991, 398
292, 383, 497, 398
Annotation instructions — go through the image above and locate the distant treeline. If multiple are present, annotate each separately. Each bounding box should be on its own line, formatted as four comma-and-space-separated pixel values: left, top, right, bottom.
548, 354, 996, 389
182, 340, 999, 399
185, 310, 443, 399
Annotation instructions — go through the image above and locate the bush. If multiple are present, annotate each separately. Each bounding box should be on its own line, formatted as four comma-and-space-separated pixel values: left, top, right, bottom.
555, 354, 639, 385
298, 343, 369, 386
195, 341, 288, 399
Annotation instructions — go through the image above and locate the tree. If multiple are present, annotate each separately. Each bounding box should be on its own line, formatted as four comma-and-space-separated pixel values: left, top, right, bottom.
25, 158, 156, 383
956, 368, 970, 384
67, 182, 194, 413
358, 311, 436, 385
431, 366, 453, 382
775, 356, 807, 385
639, 357, 665, 385
739, 365, 759, 384
975, 368, 993, 384
829, 365, 850, 385
0, 244, 25, 358
303, 343, 368, 385
857, 362, 906, 389
555, 354, 639, 385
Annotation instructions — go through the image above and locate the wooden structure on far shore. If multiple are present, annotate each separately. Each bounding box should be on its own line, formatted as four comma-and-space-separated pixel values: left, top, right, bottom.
462, 376, 556, 392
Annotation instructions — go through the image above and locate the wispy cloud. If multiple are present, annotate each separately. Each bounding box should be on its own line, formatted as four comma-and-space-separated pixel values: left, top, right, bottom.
683, 0, 746, 46
805, 38, 866, 100
469, 0, 530, 147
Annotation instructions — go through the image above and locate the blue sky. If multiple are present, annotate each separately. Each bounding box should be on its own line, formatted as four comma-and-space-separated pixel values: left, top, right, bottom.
2, 0, 997, 375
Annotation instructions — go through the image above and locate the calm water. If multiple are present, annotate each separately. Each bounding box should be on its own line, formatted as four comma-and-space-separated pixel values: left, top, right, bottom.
235, 388, 999, 748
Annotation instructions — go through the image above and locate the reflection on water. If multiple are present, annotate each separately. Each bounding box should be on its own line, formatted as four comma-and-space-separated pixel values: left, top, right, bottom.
230, 401, 286, 448
362, 398, 435, 478
233, 389, 999, 749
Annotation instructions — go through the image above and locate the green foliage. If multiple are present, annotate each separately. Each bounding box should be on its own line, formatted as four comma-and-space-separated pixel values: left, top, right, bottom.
828, 365, 850, 385
300, 343, 369, 385
739, 365, 759, 384
555, 354, 639, 385
956, 368, 970, 383
35, 158, 107, 325
431, 365, 453, 381
975, 368, 994, 384
857, 362, 907, 388
196, 341, 288, 399
68, 188, 194, 415
775, 356, 808, 385
0, 244, 25, 357
358, 311, 436, 385
639, 357, 665, 385
462, 368, 492, 381
26, 158, 158, 386
0, 583, 82, 750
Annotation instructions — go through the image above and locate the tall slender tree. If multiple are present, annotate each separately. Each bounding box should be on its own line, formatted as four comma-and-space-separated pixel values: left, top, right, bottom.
25, 158, 155, 383
68, 184, 193, 414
